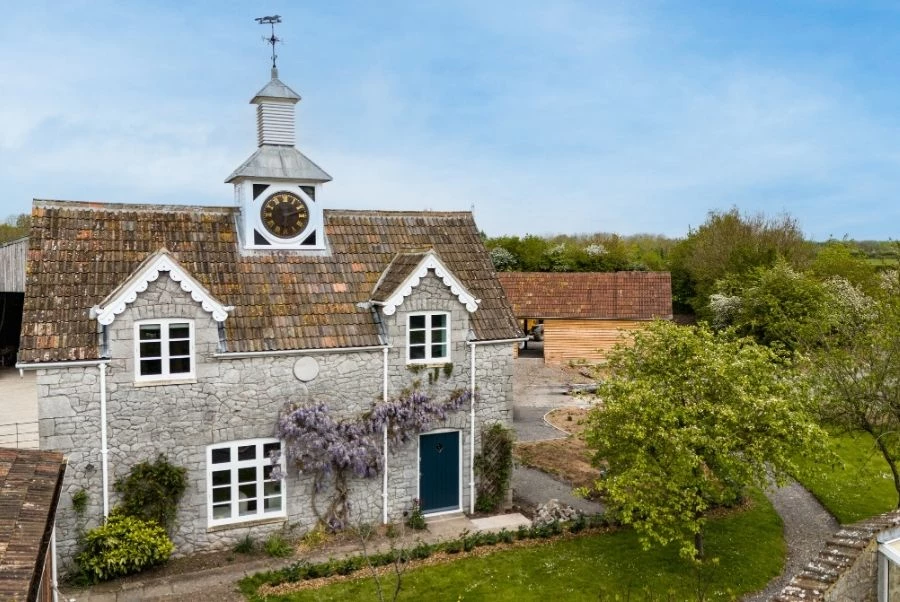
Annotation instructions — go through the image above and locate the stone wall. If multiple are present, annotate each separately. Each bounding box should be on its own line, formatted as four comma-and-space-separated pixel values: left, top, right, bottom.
39, 272, 513, 562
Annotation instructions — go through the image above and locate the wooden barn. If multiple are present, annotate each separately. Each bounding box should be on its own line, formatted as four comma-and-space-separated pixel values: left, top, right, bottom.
0, 238, 27, 367
498, 272, 673, 365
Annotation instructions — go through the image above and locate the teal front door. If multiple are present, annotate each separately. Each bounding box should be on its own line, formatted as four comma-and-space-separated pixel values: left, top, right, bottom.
419, 431, 460, 514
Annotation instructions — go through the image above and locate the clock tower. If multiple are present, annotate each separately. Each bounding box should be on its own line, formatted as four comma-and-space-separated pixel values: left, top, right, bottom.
226, 67, 331, 250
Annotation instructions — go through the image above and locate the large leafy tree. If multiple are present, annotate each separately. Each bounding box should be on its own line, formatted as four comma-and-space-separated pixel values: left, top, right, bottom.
584, 321, 824, 560
709, 260, 831, 351
812, 270, 900, 506
669, 208, 811, 317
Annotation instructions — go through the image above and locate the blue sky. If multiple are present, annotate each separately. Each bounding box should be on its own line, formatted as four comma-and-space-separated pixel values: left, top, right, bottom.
1, 1, 899, 240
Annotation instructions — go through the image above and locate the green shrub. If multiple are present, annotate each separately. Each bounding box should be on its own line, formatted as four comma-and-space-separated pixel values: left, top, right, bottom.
444, 539, 463, 554
233, 534, 255, 554
405, 499, 427, 530
71, 489, 88, 515
114, 454, 187, 531
264, 533, 294, 558
76, 512, 174, 583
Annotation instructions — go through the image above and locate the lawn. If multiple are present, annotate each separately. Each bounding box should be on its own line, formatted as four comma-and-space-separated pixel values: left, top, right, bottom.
792, 429, 898, 524
241, 491, 784, 601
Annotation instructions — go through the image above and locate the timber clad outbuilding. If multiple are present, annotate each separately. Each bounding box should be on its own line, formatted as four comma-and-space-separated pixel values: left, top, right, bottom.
498, 272, 673, 364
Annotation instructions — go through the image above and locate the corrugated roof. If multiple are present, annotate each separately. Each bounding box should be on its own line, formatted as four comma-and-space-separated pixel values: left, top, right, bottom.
0, 448, 66, 601
497, 271, 672, 320
19, 201, 521, 363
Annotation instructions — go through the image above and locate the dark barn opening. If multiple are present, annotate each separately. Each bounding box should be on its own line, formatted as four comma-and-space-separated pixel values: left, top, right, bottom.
0, 293, 23, 366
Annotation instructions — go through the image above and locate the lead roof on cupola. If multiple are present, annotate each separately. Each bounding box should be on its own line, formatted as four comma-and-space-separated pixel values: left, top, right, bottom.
251, 68, 301, 103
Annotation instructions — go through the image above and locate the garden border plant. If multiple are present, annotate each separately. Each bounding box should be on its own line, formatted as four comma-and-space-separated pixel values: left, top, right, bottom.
240, 514, 613, 598
113, 453, 187, 532
73, 455, 186, 584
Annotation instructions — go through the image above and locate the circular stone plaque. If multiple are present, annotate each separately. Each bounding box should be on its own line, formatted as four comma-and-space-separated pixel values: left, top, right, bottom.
293, 357, 320, 382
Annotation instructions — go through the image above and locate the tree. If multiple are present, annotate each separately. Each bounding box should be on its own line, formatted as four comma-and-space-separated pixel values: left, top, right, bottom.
669, 208, 812, 317
0, 213, 30, 244
709, 260, 831, 351
809, 239, 879, 295
583, 321, 825, 560
812, 270, 900, 506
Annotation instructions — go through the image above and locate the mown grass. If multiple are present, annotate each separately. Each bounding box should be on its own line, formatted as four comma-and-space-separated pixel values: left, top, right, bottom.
241, 490, 783, 602
792, 429, 898, 524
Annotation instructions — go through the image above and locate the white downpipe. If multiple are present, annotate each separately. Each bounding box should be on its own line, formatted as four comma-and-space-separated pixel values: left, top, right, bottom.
99, 363, 109, 519
50, 526, 58, 602
469, 342, 476, 514
382, 346, 389, 525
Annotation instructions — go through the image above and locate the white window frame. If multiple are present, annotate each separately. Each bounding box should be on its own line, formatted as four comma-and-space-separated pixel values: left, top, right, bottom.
133, 319, 196, 382
406, 311, 451, 364
206, 438, 287, 527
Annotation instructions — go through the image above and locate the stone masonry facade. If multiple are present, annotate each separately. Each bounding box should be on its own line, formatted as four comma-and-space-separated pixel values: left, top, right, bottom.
39, 272, 514, 562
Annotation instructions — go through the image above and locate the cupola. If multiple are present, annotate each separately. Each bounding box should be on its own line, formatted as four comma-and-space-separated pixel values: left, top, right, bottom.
227, 66, 331, 251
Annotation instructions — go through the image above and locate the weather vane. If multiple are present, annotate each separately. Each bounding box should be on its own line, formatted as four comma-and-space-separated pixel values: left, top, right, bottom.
255, 15, 282, 69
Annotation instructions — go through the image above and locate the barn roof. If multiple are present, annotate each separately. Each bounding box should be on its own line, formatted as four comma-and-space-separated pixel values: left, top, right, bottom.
0, 448, 66, 601
19, 200, 521, 363
497, 271, 672, 320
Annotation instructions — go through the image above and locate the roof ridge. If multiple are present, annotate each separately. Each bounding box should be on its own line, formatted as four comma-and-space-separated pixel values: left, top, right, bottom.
33, 199, 235, 213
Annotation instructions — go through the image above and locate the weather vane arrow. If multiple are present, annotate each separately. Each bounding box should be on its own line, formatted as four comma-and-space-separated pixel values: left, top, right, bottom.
255, 15, 282, 70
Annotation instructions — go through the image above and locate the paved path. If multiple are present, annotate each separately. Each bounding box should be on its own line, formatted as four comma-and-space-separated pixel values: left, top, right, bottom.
513, 406, 568, 442
511, 363, 603, 515
513, 464, 605, 515
742, 481, 838, 602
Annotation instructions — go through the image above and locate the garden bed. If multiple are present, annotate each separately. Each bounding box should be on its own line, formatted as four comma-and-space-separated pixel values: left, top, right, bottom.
514, 407, 599, 489
240, 490, 784, 601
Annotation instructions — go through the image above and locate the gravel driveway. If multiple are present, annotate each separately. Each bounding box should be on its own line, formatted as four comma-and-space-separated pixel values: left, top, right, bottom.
742, 481, 838, 601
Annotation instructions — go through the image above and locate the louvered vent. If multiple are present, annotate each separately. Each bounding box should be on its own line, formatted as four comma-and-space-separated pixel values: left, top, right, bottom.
257, 102, 296, 146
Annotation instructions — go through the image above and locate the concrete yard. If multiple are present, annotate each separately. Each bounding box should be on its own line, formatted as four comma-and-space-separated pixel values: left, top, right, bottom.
0, 368, 38, 448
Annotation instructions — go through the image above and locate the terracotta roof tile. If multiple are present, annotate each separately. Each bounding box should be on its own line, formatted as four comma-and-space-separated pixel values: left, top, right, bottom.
0, 449, 66, 601
497, 271, 672, 320
19, 201, 521, 363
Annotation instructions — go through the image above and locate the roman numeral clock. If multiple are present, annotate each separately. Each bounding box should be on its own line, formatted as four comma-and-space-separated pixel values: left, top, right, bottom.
261, 191, 309, 239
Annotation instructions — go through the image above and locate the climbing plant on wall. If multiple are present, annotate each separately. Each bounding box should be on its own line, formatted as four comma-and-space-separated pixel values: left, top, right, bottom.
275, 388, 473, 531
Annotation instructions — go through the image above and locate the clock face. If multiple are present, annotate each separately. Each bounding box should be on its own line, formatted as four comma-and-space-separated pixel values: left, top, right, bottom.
260, 191, 310, 239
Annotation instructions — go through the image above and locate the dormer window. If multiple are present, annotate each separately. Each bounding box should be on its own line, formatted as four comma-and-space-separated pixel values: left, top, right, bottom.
134, 319, 195, 382
407, 312, 450, 363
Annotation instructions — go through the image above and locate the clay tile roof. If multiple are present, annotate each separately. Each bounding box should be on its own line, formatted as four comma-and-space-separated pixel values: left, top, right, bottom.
19, 201, 521, 363
0, 448, 66, 601
370, 250, 433, 303
497, 271, 672, 320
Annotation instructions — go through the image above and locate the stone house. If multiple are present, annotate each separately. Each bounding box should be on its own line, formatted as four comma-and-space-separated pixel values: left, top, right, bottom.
16, 67, 522, 559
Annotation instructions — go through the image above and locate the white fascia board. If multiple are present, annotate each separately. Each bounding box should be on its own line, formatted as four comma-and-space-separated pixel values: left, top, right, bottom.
381, 251, 480, 316
91, 252, 231, 326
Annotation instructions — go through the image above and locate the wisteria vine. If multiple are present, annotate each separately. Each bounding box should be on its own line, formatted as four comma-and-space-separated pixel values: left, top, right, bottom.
275, 388, 473, 531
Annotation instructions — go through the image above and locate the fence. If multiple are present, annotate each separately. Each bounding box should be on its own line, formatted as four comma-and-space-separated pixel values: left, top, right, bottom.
0, 420, 39, 449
